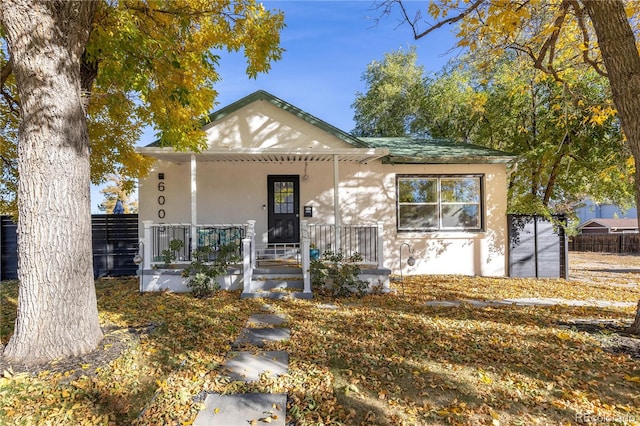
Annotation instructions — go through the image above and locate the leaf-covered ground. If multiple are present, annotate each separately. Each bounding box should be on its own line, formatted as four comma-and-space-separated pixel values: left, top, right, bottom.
1, 252, 639, 425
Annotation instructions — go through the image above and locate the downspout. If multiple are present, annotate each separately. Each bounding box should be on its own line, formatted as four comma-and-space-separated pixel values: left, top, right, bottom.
333, 154, 340, 252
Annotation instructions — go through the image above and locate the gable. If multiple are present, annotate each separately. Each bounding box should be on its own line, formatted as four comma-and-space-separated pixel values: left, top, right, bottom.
202, 91, 363, 151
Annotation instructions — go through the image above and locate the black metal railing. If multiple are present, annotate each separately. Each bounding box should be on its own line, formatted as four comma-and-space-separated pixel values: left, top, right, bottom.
307, 224, 378, 264
150, 224, 191, 263
195, 224, 248, 260
150, 223, 249, 264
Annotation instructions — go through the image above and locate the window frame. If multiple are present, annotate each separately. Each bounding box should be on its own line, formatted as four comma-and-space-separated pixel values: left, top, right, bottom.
396, 174, 484, 232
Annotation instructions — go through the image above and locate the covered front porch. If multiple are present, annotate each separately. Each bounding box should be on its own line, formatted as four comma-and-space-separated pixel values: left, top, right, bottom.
136, 125, 392, 296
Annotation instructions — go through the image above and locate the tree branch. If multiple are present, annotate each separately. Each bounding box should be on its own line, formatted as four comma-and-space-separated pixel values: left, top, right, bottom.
567, 0, 608, 77
392, 0, 485, 40
0, 153, 17, 173
0, 60, 20, 115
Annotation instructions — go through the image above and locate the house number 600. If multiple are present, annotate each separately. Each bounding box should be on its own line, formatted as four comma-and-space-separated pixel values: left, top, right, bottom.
158, 175, 166, 219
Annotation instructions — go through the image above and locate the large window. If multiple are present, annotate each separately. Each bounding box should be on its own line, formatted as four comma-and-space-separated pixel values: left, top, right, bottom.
397, 175, 483, 231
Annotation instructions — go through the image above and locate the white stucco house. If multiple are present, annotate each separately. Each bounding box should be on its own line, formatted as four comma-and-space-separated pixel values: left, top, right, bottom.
135, 90, 513, 297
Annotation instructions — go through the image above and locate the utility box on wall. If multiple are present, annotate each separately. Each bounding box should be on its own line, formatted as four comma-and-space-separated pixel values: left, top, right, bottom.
508, 214, 568, 279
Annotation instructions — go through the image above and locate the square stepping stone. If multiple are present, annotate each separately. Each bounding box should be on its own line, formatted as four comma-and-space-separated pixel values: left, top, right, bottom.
233, 328, 290, 348
193, 393, 286, 426
221, 351, 288, 382
246, 313, 288, 328
317, 303, 340, 310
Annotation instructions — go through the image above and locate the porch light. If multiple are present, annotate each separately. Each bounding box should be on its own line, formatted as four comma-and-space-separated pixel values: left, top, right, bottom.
399, 242, 415, 296
303, 161, 309, 181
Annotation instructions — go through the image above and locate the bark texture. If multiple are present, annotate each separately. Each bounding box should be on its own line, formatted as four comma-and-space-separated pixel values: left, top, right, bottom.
583, 0, 640, 334
1, 0, 103, 362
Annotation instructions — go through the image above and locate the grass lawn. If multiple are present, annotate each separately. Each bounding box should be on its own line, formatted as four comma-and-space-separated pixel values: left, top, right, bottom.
1, 255, 639, 425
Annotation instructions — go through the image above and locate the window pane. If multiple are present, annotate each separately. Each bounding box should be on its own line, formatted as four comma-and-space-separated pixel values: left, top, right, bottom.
441, 178, 480, 203
399, 205, 438, 229
274, 181, 294, 214
399, 178, 437, 203
442, 204, 479, 228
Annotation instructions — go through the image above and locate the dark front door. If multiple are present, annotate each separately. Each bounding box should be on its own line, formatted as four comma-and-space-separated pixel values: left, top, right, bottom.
267, 175, 300, 243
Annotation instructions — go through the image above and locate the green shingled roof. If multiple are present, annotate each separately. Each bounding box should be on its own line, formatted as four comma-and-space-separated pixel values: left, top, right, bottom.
143, 90, 514, 164
359, 137, 514, 164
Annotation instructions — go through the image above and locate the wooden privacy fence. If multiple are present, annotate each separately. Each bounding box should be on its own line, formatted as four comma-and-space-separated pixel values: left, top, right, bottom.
0, 214, 139, 280
569, 233, 640, 254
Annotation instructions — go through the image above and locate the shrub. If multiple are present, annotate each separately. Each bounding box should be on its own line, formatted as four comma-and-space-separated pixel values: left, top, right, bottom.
310, 251, 368, 297
182, 243, 240, 298
162, 239, 185, 267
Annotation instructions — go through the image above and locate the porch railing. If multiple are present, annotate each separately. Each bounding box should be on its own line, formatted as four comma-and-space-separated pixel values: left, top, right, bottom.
139, 220, 383, 296
196, 224, 248, 260
149, 223, 191, 263
304, 222, 383, 265
146, 223, 248, 264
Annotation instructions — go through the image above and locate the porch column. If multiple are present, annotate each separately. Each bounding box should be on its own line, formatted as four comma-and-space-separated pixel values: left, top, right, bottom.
302, 238, 311, 294
190, 154, 197, 254
333, 154, 340, 252
377, 221, 385, 269
247, 220, 256, 268
143, 220, 153, 270
242, 238, 252, 295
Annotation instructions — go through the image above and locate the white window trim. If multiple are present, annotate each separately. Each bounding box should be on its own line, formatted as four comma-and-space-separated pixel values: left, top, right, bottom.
396, 174, 484, 232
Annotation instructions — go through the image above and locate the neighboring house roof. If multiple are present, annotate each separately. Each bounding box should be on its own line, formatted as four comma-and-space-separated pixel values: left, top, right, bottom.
360, 137, 514, 164
579, 218, 639, 231
140, 90, 515, 165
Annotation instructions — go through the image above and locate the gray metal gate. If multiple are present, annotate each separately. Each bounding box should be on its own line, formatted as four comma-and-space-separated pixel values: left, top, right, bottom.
508, 214, 568, 279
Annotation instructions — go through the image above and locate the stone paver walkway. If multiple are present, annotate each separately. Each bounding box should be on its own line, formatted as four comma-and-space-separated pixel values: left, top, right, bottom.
193, 393, 286, 426
193, 309, 290, 425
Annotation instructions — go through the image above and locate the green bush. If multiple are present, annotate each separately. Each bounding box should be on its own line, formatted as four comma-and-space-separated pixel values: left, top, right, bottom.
162, 239, 185, 267
182, 243, 240, 298
310, 251, 368, 297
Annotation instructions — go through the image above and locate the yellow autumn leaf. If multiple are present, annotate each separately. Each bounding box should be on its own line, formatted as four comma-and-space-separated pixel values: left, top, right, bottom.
624, 375, 640, 383
479, 370, 493, 384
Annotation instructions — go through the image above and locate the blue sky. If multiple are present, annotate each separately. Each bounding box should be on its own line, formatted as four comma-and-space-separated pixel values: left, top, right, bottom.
93, 1, 460, 212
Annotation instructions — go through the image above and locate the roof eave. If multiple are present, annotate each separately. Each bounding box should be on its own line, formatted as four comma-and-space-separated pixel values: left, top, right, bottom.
382, 155, 515, 164
136, 146, 389, 163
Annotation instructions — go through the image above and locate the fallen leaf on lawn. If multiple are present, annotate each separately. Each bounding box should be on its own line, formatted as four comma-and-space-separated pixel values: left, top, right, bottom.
624, 375, 640, 383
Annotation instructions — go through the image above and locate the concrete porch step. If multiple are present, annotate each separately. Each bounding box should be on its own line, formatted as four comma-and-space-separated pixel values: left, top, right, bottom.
250, 279, 304, 291
240, 291, 313, 300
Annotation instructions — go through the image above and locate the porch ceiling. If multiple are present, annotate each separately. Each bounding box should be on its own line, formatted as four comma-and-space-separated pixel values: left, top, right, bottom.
137, 147, 390, 164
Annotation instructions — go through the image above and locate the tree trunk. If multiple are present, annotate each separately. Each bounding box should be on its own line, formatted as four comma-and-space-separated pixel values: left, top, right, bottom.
583, 0, 640, 334
1, 1, 102, 362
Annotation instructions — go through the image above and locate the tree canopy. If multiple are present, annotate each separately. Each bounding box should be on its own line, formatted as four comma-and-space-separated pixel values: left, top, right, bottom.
352, 48, 633, 214
97, 174, 138, 214
0, 0, 285, 214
